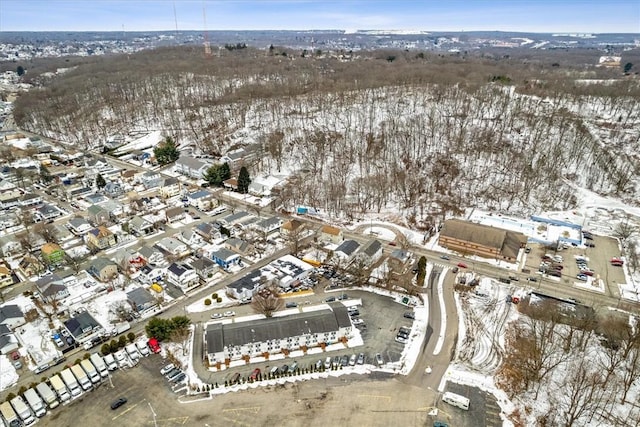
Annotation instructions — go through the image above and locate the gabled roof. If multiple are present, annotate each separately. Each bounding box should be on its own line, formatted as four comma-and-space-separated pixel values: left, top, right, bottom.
176, 156, 209, 170
162, 177, 179, 186
63, 311, 101, 338
88, 257, 116, 272
360, 239, 382, 258
167, 263, 193, 277
157, 237, 185, 253
335, 239, 360, 256
126, 287, 156, 307
321, 225, 341, 236
211, 248, 238, 261
0, 305, 24, 322
68, 217, 91, 229
129, 215, 150, 229
88, 226, 113, 238
188, 190, 212, 200
87, 204, 107, 215
138, 245, 161, 259
256, 216, 282, 230
190, 257, 216, 271
165, 206, 184, 218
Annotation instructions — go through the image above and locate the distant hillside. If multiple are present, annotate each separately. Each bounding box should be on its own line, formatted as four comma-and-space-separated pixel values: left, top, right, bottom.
11, 46, 640, 226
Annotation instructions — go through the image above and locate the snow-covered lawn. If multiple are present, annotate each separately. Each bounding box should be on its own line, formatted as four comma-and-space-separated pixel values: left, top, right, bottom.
186, 293, 236, 313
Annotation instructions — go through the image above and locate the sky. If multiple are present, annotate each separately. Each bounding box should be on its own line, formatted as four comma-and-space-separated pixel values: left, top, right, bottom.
0, 0, 638, 34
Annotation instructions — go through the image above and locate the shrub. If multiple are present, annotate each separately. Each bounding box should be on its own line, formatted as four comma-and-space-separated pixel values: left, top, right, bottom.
83, 353, 90, 359
127, 332, 136, 343
74, 359, 81, 365
118, 336, 128, 348
109, 340, 119, 353
217, 298, 222, 303
101, 344, 111, 356
212, 293, 218, 299
6, 392, 15, 401
204, 298, 212, 306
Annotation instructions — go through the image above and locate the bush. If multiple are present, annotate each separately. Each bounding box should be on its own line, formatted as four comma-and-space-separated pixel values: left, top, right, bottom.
118, 336, 128, 348
217, 298, 222, 303
109, 340, 118, 353
101, 344, 111, 356
83, 353, 90, 359
204, 298, 212, 306
127, 332, 136, 343
6, 392, 15, 401
74, 359, 81, 365
212, 293, 218, 299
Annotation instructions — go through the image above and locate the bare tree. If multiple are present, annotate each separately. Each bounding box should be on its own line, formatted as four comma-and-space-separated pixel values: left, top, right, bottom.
65, 253, 86, 274
251, 286, 284, 318
612, 218, 637, 242
283, 222, 305, 257
170, 323, 191, 356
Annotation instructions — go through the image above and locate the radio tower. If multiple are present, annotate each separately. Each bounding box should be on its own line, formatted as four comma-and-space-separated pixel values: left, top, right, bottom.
203, 3, 211, 57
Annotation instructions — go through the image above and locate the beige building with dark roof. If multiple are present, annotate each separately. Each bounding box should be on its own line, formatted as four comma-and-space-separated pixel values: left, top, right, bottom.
438, 219, 527, 262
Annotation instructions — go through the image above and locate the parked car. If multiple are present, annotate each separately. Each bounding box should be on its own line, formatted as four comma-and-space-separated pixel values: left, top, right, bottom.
324, 297, 336, 303
110, 397, 127, 410
160, 363, 175, 375
349, 354, 357, 366
576, 274, 588, 281
340, 355, 349, 367
325, 357, 332, 369
211, 313, 223, 319
170, 373, 186, 383
375, 353, 384, 366
285, 302, 298, 308
457, 263, 468, 268
337, 294, 349, 300
349, 309, 360, 317
526, 277, 538, 282
315, 359, 323, 370
223, 311, 235, 317
440, 255, 450, 260
451, 267, 459, 273
249, 368, 261, 381
280, 364, 289, 374
357, 353, 365, 365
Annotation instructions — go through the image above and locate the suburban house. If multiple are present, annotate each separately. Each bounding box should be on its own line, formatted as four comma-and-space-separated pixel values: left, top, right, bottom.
190, 257, 218, 281
222, 178, 238, 191
0, 305, 26, 329
387, 248, 412, 272
18, 255, 42, 278
438, 219, 528, 262
177, 229, 202, 247
165, 206, 185, 224
138, 245, 166, 266
35, 274, 70, 303
63, 310, 105, 345
87, 204, 110, 225
100, 199, 126, 220
158, 177, 181, 198
219, 211, 251, 227
166, 263, 199, 290
174, 156, 211, 179
0, 266, 13, 289
112, 248, 146, 272
254, 216, 284, 236
225, 269, 264, 299
211, 248, 241, 270
269, 255, 314, 288
205, 303, 352, 365
156, 237, 188, 257
220, 148, 247, 168
0, 324, 18, 355
140, 171, 162, 189
280, 219, 304, 236
355, 239, 383, 266
320, 225, 344, 244
187, 190, 216, 211
85, 193, 108, 205
67, 217, 92, 235
224, 238, 254, 257
137, 264, 164, 285
129, 215, 154, 236
334, 240, 361, 263
0, 236, 21, 257
87, 257, 118, 282
36, 204, 62, 221
103, 181, 124, 198
85, 226, 117, 250
126, 287, 158, 315
41, 242, 65, 266
194, 222, 222, 242
19, 193, 42, 208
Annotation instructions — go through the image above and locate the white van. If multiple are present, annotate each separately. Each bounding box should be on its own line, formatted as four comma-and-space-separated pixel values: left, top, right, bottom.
442, 392, 470, 410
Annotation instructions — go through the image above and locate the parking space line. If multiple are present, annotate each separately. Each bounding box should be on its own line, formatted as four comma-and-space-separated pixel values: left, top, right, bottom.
151, 416, 190, 425
222, 406, 261, 416
358, 394, 391, 403
112, 398, 145, 420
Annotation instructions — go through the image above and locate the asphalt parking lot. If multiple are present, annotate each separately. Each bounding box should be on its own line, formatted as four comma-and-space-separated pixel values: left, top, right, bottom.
203, 289, 413, 385
443, 382, 502, 427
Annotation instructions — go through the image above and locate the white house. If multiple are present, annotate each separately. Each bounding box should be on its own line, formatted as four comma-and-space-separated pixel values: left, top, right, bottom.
253, 216, 284, 236
334, 240, 361, 263
174, 156, 211, 179
166, 263, 199, 290
139, 245, 166, 266
205, 304, 352, 365
187, 190, 217, 211
156, 237, 188, 257
0, 305, 26, 330
354, 239, 383, 267
225, 269, 264, 300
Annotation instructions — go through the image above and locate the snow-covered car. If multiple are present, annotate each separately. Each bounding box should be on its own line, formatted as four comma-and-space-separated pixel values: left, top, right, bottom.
352, 318, 365, 325
223, 311, 235, 317
576, 274, 588, 281
114, 350, 130, 368
160, 363, 175, 375
357, 353, 365, 365
440, 255, 450, 260
375, 353, 384, 366
211, 313, 223, 319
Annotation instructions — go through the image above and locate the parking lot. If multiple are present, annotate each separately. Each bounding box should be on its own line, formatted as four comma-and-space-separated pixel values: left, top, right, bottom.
202, 289, 413, 386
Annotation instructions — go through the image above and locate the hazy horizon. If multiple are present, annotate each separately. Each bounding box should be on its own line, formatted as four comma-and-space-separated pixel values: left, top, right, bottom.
1, 0, 638, 34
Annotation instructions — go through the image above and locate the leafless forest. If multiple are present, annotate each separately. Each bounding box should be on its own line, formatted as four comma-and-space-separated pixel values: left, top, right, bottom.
10, 46, 640, 226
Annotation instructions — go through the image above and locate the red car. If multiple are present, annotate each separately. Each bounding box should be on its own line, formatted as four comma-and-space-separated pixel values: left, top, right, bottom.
457, 263, 468, 269
250, 368, 261, 381
148, 337, 161, 354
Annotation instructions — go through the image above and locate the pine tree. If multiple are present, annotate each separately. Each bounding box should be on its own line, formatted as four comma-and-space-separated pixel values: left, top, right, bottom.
238, 166, 251, 194
96, 173, 107, 189
153, 136, 180, 165
203, 162, 232, 186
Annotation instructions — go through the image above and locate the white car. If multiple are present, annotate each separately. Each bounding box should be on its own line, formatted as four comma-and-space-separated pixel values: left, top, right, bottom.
136, 340, 150, 356
160, 363, 175, 375
125, 343, 140, 361
223, 311, 235, 317
210, 313, 223, 319
114, 350, 130, 368
352, 318, 365, 325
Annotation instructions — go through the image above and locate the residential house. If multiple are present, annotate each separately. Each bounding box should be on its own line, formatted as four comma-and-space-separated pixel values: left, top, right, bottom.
87, 204, 110, 225
63, 310, 105, 345
166, 263, 199, 290
85, 193, 108, 205
19, 193, 42, 208
112, 248, 146, 271
220, 149, 247, 168
158, 177, 181, 198
18, 255, 43, 278
177, 229, 202, 247
174, 156, 211, 179
67, 217, 92, 235
138, 245, 166, 266
334, 240, 361, 263
85, 226, 116, 251
0, 305, 26, 329
355, 239, 383, 267
36, 204, 61, 221
165, 206, 185, 224
187, 190, 216, 211
219, 211, 251, 227
0, 212, 19, 230
65, 185, 92, 199
387, 248, 412, 272
129, 215, 154, 236
0, 266, 13, 289
320, 225, 344, 244
41, 243, 65, 266
254, 216, 283, 236
84, 156, 110, 172
225, 269, 264, 299
103, 181, 124, 198
280, 219, 304, 236
126, 287, 158, 315
0, 196, 19, 210
194, 222, 222, 242
156, 237, 188, 257
222, 178, 238, 191
211, 248, 241, 270
0, 324, 18, 355
87, 257, 118, 282
34, 274, 70, 303
140, 171, 162, 190
0, 236, 21, 257
137, 264, 164, 285
190, 257, 218, 281
205, 303, 352, 365
224, 238, 254, 257
100, 199, 126, 221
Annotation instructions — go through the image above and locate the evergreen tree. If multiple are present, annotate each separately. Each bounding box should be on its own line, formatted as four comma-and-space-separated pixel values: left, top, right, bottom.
95, 173, 106, 189
237, 166, 251, 194
16, 65, 25, 76
39, 164, 53, 183
153, 136, 180, 165
203, 162, 231, 186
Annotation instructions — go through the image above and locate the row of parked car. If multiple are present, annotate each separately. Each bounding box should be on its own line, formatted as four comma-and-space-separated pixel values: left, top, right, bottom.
159, 363, 187, 385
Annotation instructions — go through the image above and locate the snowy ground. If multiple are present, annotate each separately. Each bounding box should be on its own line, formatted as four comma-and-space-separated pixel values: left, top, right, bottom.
186, 293, 236, 313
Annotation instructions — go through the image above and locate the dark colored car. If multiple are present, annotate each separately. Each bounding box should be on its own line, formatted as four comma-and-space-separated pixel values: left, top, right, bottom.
324, 297, 336, 303
285, 302, 298, 308
110, 397, 127, 410
403, 312, 415, 320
